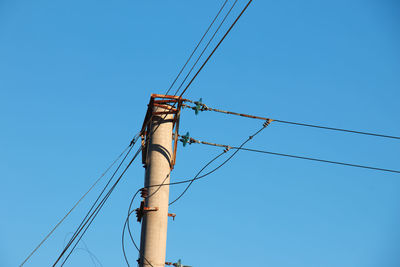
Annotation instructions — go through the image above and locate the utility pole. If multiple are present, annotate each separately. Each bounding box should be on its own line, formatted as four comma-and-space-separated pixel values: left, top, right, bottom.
138, 95, 182, 267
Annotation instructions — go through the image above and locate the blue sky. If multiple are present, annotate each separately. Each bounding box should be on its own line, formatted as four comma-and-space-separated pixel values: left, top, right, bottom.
1, 0, 400, 266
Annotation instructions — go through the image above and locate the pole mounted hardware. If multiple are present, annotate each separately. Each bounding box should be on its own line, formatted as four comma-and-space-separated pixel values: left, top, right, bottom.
135, 200, 159, 222
168, 213, 176, 220
165, 259, 192, 267
140, 94, 188, 170
193, 98, 203, 115
180, 132, 190, 147
140, 187, 149, 198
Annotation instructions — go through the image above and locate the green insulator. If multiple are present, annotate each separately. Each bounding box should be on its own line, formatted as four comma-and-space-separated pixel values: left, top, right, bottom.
194, 98, 203, 115
181, 132, 190, 147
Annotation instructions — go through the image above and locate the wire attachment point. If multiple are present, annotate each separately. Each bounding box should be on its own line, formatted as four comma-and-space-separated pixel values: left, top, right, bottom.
180, 132, 190, 147
193, 98, 203, 115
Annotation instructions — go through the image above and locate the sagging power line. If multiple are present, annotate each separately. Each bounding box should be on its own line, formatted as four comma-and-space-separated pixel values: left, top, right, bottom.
182, 99, 400, 140
180, 133, 400, 174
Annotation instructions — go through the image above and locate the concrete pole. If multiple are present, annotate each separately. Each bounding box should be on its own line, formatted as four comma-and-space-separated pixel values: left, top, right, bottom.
139, 106, 173, 267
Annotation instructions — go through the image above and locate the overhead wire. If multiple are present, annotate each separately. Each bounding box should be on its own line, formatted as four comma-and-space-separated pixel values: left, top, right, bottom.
19, 141, 135, 267
60, 146, 142, 266
54, 139, 143, 266
165, 0, 229, 96
55, 140, 137, 265
177, 0, 254, 98
186, 136, 400, 174
172, 0, 239, 96
183, 101, 400, 140
169, 119, 271, 205
61, 232, 103, 267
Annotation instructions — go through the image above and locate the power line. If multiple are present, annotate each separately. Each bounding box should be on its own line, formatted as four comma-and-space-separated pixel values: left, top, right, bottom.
54, 143, 142, 266
234, 147, 400, 174
183, 101, 400, 140
185, 136, 400, 174
60, 146, 142, 266
173, 0, 238, 96
178, 0, 254, 98
54, 140, 137, 266
19, 142, 135, 267
61, 232, 103, 267
165, 0, 229, 96
170, 120, 270, 205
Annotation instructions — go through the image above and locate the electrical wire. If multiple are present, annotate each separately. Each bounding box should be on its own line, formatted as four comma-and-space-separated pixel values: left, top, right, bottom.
55, 140, 137, 266
170, 120, 270, 205
165, 0, 229, 96
61, 232, 103, 267
122, 174, 172, 267
173, 0, 238, 96
19, 143, 134, 267
186, 136, 400, 174
274, 119, 400, 140
178, 0, 254, 98
54, 143, 142, 266
183, 101, 400, 141
60, 146, 142, 266
122, 191, 142, 267
232, 147, 400, 174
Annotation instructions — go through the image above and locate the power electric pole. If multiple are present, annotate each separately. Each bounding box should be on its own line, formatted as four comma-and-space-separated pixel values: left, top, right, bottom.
138, 94, 182, 267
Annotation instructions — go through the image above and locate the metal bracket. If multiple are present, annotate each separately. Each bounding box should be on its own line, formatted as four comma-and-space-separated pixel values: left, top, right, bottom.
135, 200, 159, 222
140, 94, 187, 170
165, 259, 192, 267
168, 213, 176, 220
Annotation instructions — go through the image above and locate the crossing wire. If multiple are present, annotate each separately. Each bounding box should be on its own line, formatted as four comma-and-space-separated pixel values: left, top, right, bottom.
185, 135, 400, 174
183, 101, 400, 141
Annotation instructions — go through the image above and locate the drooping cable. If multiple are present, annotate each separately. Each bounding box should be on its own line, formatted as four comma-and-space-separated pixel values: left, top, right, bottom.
183, 101, 400, 140
170, 120, 270, 205
186, 135, 400, 174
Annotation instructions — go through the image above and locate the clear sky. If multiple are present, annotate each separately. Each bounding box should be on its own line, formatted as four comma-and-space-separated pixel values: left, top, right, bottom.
1, 0, 400, 266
